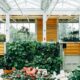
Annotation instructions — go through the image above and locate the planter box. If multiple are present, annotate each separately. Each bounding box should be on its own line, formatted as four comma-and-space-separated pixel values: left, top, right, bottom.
4, 70, 12, 74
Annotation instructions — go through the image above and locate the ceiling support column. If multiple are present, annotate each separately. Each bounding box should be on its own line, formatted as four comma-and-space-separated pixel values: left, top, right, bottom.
6, 13, 10, 42
43, 13, 47, 42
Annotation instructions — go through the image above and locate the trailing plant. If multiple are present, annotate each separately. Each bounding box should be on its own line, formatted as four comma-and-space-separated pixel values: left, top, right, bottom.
6, 41, 62, 73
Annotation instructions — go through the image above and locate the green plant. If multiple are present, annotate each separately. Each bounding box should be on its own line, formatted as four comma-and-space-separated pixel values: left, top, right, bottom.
0, 56, 4, 69
0, 34, 6, 42
2, 69, 32, 80
70, 31, 79, 35
62, 37, 80, 42
62, 30, 80, 42
32, 42, 62, 73
69, 66, 80, 80
6, 41, 62, 73
0, 56, 12, 70
6, 41, 36, 69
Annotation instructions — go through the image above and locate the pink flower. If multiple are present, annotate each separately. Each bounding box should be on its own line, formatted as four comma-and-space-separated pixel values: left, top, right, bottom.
16, 74, 21, 78
12, 67, 16, 71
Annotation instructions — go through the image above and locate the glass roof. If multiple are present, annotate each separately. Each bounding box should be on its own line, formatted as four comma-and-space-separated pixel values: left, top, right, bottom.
0, 0, 80, 15
6, 0, 41, 9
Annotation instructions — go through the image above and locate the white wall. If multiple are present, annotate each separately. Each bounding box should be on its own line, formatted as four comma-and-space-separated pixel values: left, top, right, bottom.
64, 55, 80, 72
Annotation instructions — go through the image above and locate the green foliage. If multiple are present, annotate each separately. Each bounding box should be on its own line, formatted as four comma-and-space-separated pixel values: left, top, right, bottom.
0, 56, 12, 70
62, 37, 79, 42
69, 66, 80, 80
62, 30, 79, 42
70, 31, 79, 35
10, 26, 36, 42
2, 69, 32, 80
0, 34, 6, 42
6, 41, 62, 73
0, 56, 4, 69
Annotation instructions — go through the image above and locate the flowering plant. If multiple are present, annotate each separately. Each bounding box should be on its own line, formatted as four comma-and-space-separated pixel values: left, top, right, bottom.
2, 68, 32, 80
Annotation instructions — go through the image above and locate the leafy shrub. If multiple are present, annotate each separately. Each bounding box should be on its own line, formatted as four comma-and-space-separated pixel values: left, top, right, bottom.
62, 37, 80, 42
6, 41, 62, 73
69, 66, 80, 80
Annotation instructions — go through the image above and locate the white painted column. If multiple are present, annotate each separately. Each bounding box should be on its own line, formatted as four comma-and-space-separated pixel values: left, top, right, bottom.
43, 14, 47, 42
6, 13, 10, 42
79, 16, 80, 39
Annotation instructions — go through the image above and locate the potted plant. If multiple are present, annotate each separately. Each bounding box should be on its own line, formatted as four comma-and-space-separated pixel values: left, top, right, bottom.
6, 41, 62, 74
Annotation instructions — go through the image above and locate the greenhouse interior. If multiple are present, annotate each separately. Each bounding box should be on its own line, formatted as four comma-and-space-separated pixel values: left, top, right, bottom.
0, 0, 80, 80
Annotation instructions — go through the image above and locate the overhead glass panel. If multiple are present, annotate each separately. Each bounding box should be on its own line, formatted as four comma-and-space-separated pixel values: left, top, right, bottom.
6, 0, 41, 9
0, 0, 80, 15
55, 3, 77, 10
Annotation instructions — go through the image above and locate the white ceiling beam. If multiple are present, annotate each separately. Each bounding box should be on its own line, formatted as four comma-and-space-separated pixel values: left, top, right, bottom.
9, 9, 80, 15
0, 8, 80, 15
9, 9, 44, 15
0, 10, 80, 16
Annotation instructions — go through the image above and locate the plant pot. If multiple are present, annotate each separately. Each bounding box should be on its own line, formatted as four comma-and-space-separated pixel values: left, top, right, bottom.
4, 70, 12, 74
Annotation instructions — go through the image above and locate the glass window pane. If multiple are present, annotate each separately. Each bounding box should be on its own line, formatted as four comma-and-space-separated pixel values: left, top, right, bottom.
59, 23, 79, 42
10, 23, 36, 41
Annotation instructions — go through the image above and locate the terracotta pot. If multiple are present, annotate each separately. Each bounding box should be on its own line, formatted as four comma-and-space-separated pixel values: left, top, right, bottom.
4, 70, 12, 74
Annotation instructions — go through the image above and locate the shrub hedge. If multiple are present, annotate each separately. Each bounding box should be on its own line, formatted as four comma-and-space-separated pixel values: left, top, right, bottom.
6, 41, 62, 73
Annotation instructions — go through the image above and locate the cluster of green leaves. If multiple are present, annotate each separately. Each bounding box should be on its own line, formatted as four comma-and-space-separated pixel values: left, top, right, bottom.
62, 37, 80, 42
69, 66, 80, 80
0, 56, 4, 69
6, 41, 62, 73
0, 34, 6, 42
62, 30, 80, 42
